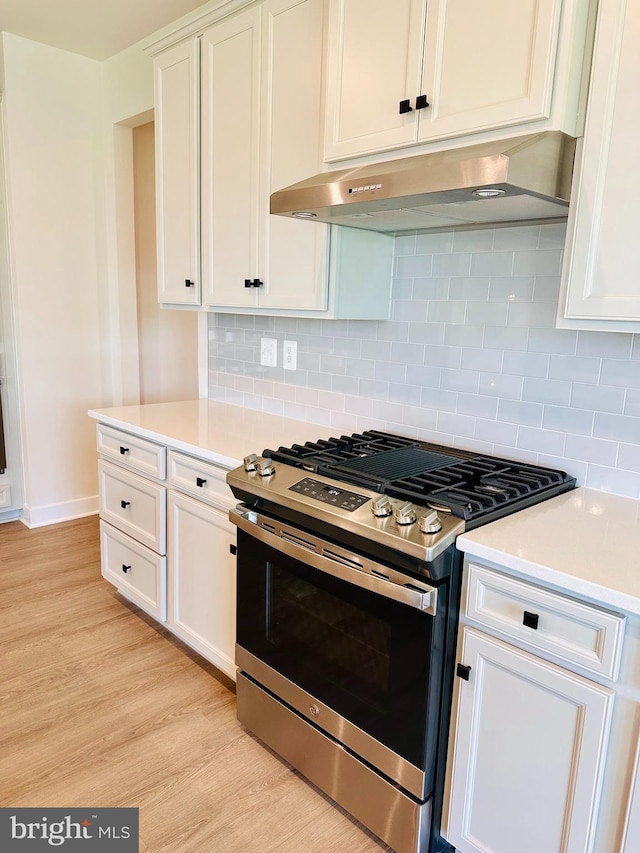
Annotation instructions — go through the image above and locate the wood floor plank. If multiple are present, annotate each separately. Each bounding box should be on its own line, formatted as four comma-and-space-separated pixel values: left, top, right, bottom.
0, 515, 390, 851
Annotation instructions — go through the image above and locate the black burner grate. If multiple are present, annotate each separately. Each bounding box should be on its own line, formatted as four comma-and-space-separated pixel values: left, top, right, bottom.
263, 430, 575, 523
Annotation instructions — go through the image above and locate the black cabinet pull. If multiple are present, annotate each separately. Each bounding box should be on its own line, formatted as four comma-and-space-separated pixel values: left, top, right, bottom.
229, 544, 237, 555
244, 278, 264, 288
456, 663, 471, 681
399, 98, 413, 114
119, 446, 129, 455
185, 279, 195, 288
196, 477, 206, 488
120, 500, 130, 509
122, 564, 131, 573
523, 611, 540, 630
244, 279, 252, 288
253, 278, 263, 288
415, 94, 430, 110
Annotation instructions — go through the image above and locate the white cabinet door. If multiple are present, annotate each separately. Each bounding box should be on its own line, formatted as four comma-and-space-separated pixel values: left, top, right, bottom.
559, 0, 640, 331
324, 0, 427, 161
420, 0, 562, 142
258, 0, 329, 311
167, 490, 237, 680
201, 6, 262, 310
621, 737, 640, 853
446, 628, 613, 853
154, 40, 201, 305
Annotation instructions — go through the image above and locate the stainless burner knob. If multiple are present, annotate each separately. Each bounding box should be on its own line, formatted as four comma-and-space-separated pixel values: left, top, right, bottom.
419, 510, 442, 534
255, 458, 275, 477
243, 453, 258, 472
371, 496, 393, 518
394, 503, 417, 526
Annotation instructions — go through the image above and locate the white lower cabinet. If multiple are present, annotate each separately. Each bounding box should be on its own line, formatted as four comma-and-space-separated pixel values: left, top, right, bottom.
167, 489, 237, 680
97, 425, 237, 680
446, 628, 613, 853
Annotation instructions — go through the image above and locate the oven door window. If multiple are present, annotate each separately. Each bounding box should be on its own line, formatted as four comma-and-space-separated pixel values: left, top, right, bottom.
236, 529, 442, 771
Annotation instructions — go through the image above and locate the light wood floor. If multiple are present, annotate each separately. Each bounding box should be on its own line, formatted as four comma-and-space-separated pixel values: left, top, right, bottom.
0, 515, 391, 852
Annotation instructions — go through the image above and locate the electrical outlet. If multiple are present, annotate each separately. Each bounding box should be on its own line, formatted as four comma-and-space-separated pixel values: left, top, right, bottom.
283, 340, 297, 371
260, 338, 278, 367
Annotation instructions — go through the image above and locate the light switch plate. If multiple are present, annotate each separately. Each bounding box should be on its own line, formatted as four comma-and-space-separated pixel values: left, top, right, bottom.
283, 340, 297, 371
260, 338, 278, 367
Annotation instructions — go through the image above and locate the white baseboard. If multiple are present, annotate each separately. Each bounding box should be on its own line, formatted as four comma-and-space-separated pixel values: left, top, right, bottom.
21, 495, 99, 528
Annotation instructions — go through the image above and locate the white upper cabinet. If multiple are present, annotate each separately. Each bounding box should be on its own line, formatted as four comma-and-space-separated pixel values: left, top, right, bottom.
324, 0, 592, 162
558, 0, 640, 331
200, 6, 262, 310
202, 0, 329, 312
154, 40, 201, 305
152, 0, 393, 318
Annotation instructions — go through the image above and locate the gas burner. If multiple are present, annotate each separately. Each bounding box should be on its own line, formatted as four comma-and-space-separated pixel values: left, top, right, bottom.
264, 430, 575, 526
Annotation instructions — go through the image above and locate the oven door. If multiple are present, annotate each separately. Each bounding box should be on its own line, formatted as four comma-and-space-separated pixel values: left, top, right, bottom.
231, 506, 447, 801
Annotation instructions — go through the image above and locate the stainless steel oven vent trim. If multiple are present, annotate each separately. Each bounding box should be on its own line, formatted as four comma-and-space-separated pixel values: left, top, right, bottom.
236, 647, 429, 800
230, 506, 438, 615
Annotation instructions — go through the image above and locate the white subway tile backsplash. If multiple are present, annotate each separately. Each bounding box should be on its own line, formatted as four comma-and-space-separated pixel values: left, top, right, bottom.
527, 328, 577, 355
483, 325, 529, 351
420, 387, 458, 412
449, 277, 491, 301
475, 417, 518, 446
619, 443, 640, 473
523, 377, 572, 406
593, 412, 640, 444
549, 354, 600, 384
626, 390, 640, 417
493, 225, 540, 250
542, 405, 594, 436
517, 426, 565, 455
497, 399, 544, 427
565, 434, 618, 467
479, 373, 523, 400
396, 254, 434, 278
208, 223, 640, 500
570, 382, 624, 414
415, 232, 454, 254
600, 359, 640, 389
441, 368, 480, 394
489, 277, 534, 302
501, 351, 549, 379
507, 301, 557, 328
584, 464, 640, 499
576, 331, 632, 359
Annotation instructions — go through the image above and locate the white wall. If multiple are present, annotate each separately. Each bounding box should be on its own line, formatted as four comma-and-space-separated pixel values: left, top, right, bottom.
1, 33, 105, 525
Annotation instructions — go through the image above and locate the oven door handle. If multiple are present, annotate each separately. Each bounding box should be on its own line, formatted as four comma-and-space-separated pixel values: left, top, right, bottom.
230, 507, 438, 615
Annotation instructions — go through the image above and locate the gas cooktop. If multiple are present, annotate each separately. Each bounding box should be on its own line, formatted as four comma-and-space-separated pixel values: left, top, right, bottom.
263, 429, 576, 525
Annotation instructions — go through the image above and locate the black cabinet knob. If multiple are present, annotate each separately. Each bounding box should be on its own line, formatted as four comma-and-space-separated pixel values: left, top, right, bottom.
119, 446, 130, 455
244, 279, 252, 288
120, 500, 130, 509
415, 94, 430, 110
399, 98, 413, 114
229, 544, 237, 555
122, 564, 131, 573
523, 611, 540, 630
253, 278, 263, 288
456, 663, 471, 681
185, 279, 195, 288
196, 477, 206, 488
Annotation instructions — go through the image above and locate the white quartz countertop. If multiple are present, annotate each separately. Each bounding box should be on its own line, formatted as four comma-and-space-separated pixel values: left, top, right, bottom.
457, 487, 640, 615
88, 399, 333, 470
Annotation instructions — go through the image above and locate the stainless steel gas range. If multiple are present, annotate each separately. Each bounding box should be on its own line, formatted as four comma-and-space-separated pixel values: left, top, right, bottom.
226, 430, 576, 853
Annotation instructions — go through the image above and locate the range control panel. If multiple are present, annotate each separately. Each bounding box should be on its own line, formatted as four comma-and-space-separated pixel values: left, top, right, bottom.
289, 477, 370, 512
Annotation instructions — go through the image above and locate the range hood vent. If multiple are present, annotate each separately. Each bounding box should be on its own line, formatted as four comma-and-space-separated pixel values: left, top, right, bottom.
270, 132, 576, 234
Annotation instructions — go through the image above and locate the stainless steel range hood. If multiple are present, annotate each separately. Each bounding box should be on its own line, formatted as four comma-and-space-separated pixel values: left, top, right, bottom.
270, 131, 576, 234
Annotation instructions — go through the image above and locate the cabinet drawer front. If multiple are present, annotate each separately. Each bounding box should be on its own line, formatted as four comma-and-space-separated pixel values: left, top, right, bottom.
97, 424, 166, 480
100, 520, 166, 621
99, 461, 166, 554
168, 450, 234, 509
466, 563, 626, 679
